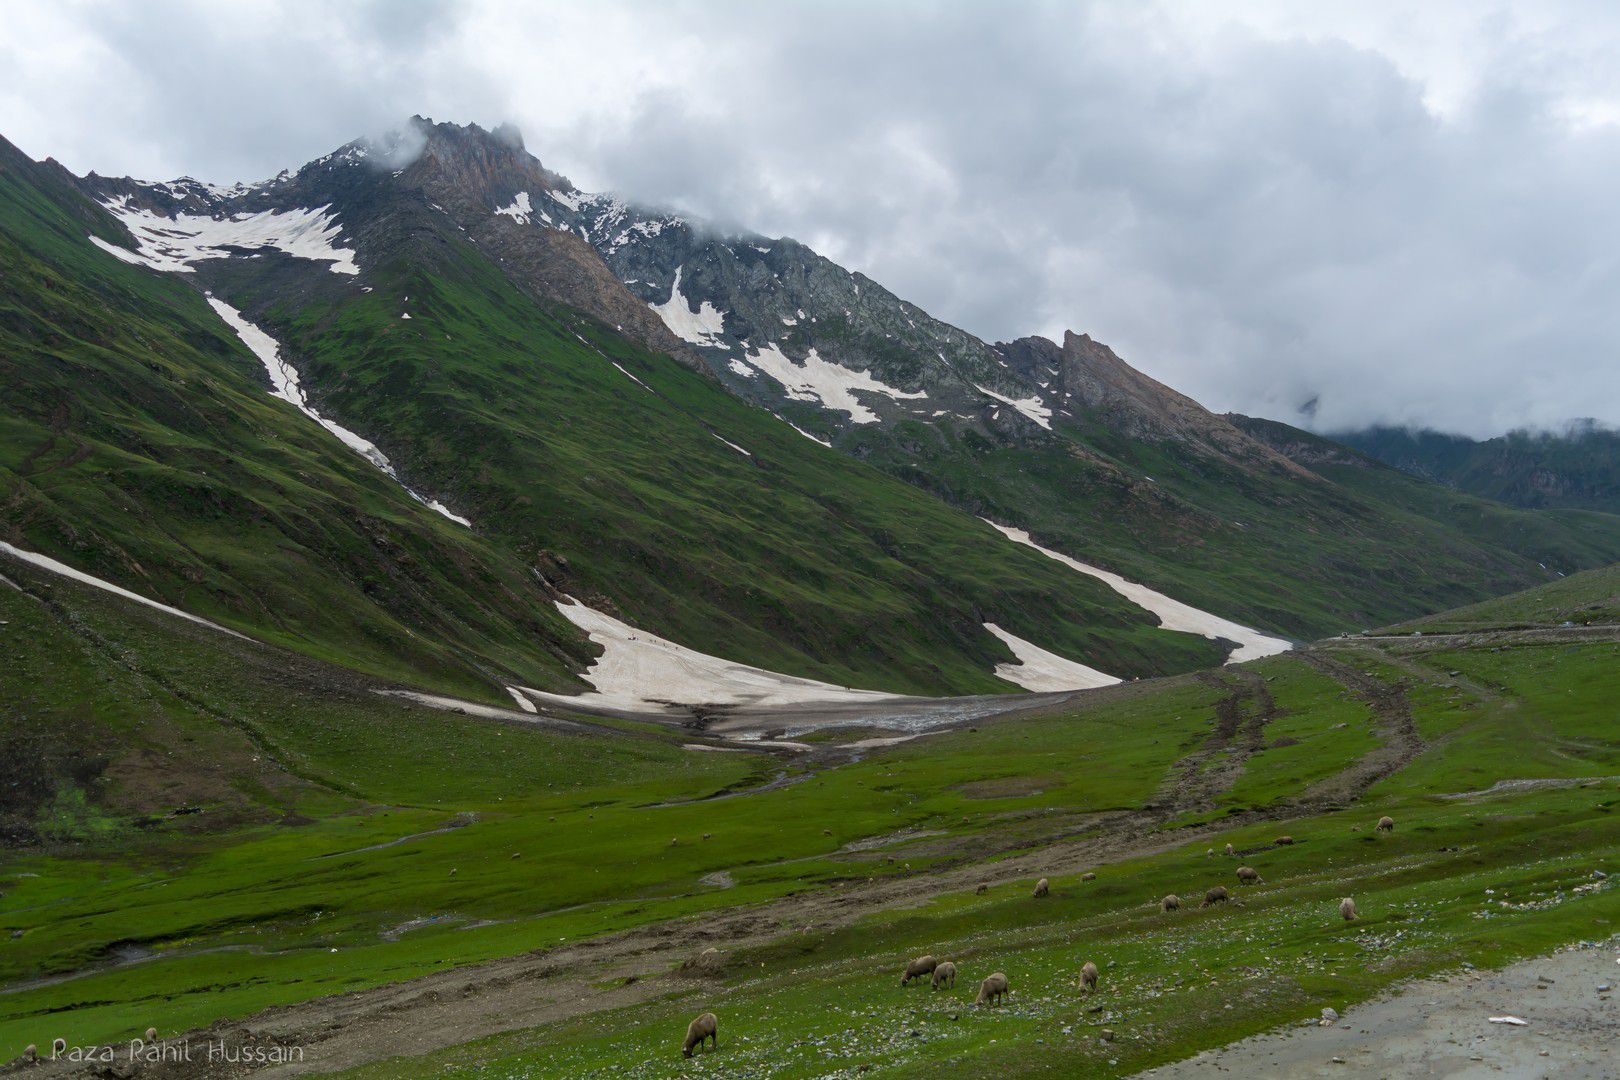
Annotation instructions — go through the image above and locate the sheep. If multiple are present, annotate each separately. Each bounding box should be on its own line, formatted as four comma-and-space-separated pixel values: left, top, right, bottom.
932, 961, 958, 990
1081, 871, 1096, 882
1079, 960, 1100, 992
976, 971, 1010, 1006
1201, 885, 1230, 907
1275, 836, 1295, 845
1161, 893, 1181, 912
22, 1045, 35, 1063
976, 882, 988, 895
1340, 896, 1360, 921
1033, 877, 1050, 897
1225, 842, 1235, 857
52, 1039, 66, 1057
901, 954, 938, 986
145, 1027, 157, 1042
1235, 866, 1262, 884
681, 1012, 718, 1057
1376, 815, 1395, 832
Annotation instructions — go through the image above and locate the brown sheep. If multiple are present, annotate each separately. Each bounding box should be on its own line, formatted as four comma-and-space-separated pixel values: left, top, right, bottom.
932, 961, 958, 989
1201, 885, 1230, 907
976, 971, 1010, 1006
22, 1045, 35, 1063
1160, 893, 1181, 912
681, 1012, 718, 1057
1225, 842, 1235, 857
1275, 836, 1295, 845
1376, 815, 1395, 832
901, 954, 938, 986
1235, 866, 1262, 884
1079, 960, 1100, 992
976, 882, 988, 895
52, 1039, 66, 1057
145, 1027, 157, 1042
1340, 896, 1359, 921
1033, 877, 1050, 897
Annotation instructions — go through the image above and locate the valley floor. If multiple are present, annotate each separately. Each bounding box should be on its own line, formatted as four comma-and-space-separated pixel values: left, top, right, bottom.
5, 561, 1620, 1078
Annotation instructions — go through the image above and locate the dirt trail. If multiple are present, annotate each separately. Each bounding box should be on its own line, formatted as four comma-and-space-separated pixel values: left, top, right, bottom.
1145, 939, 1620, 1079
1154, 669, 1277, 812
1295, 651, 1426, 807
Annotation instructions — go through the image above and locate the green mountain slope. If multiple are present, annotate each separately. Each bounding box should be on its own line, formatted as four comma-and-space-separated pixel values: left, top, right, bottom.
0, 137, 592, 700
2, 132, 1223, 700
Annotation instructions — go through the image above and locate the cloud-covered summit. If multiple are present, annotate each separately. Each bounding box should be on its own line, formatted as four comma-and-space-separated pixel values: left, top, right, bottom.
7, 0, 1620, 437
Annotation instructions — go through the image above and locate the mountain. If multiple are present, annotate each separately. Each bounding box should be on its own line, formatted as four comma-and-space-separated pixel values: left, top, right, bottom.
483, 124, 1620, 636
10, 115, 1620, 708
1333, 422, 1620, 515
3, 125, 1233, 707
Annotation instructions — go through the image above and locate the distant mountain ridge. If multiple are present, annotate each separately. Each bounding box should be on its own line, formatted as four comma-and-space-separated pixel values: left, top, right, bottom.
1333, 422, 1620, 515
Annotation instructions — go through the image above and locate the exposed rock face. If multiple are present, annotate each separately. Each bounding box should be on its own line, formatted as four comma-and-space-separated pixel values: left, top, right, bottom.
998, 332, 1315, 477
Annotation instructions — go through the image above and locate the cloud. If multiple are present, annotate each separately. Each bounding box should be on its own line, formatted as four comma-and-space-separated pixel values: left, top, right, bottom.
7, 0, 1620, 436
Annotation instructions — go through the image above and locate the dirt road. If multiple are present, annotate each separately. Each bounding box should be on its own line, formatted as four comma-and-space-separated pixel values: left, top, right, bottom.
1145, 941, 1620, 1079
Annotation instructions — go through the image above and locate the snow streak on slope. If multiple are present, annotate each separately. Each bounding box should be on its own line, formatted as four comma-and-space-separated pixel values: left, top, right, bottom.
518, 598, 902, 714
988, 522, 1291, 663
974, 384, 1053, 429
984, 623, 1120, 690
0, 542, 248, 640
206, 298, 471, 527
649, 266, 728, 347
742, 344, 927, 424
92, 196, 359, 275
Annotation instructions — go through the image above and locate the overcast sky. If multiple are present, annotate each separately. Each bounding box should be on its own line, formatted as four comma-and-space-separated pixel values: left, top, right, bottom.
6, 0, 1620, 436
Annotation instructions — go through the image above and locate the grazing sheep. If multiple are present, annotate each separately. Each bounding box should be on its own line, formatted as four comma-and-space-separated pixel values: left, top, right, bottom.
1340, 896, 1360, 921
1225, 842, 1235, 857
1161, 893, 1181, 912
1376, 815, 1395, 832
145, 1027, 157, 1042
702, 833, 712, 840
22, 1045, 35, 1063
1206, 847, 1215, 856
932, 961, 958, 989
52, 1038, 66, 1057
1081, 871, 1096, 882
1235, 866, 1262, 884
1201, 885, 1230, 907
976, 882, 988, 895
901, 954, 938, 986
1275, 836, 1295, 845
1079, 960, 1100, 992
681, 1012, 718, 1057
976, 971, 1010, 1006
1033, 877, 1050, 897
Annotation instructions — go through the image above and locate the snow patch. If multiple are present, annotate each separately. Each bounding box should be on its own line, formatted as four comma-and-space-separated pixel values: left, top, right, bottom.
521, 599, 901, 713
987, 522, 1290, 663
649, 266, 728, 348
974, 384, 1052, 429
984, 623, 1119, 691
506, 686, 539, 713
494, 191, 533, 225
207, 298, 471, 528
727, 358, 756, 377
744, 343, 926, 424
0, 542, 248, 640
92, 196, 359, 275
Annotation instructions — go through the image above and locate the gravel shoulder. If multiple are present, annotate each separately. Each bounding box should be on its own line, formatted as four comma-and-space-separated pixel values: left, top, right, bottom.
1145, 941, 1620, 1079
